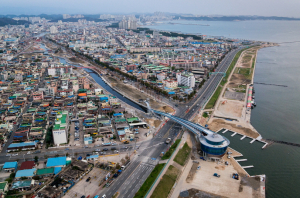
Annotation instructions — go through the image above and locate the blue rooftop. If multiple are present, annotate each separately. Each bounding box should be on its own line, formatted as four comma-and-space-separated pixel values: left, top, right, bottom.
113, 113, 123, 117
117, 130, 126, 136
8, 142, 36, 148
84, 137, 93, 141
46, 157, 66, 167
3, 161, 18, 170
15, 168, 36, 178
86, 155, 99, 160
54, 167, 62, 175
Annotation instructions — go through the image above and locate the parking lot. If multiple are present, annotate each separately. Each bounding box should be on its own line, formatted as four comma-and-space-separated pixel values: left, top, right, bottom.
63, 167, 109, 198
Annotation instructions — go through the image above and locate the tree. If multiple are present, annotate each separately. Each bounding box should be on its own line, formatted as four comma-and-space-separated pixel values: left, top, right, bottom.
34, 156, 39, 163
121, 158, 126, 165
32, 176, 40, 180
55, 154, 59, 157
44, 155, 49, 159
66, 153, 69, 157
125, 155, 129, 160
116, 163, 121, 170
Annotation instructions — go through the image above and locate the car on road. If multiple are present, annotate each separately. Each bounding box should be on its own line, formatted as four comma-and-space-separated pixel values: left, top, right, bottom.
86, 177, 91, 182
33, 150, 41, 154
65, 148, 69, 151
81, 196, 85, 198
175, 104, 178, 107
165, 138, 171, 144
103, 148, 108, 151
6, 154, 11, 157
122, 146, 128, 149
95, 149, 101, 152
111, 147, 116, 150
114, 150, 119, 153
27, 151, 31, 154
101, 195, 106, 198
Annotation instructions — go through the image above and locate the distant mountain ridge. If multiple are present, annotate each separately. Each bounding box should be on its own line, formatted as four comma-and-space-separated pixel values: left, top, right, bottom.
0, 18, 29, 26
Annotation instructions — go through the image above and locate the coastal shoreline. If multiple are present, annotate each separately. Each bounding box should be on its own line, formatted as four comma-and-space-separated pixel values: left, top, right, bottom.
195, 43, 277, 140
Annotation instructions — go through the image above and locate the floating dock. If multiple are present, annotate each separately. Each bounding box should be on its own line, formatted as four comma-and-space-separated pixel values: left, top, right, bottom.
242, 165, 254, 169
236, 159, 247, 162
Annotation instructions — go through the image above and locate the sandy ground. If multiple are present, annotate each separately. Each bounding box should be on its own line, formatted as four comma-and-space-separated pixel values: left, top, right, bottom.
146, 119, 162, 128
172, 157, 253, 198
209, 119, 259, 139
216, 100, 244, 118
63, 167, 109, 198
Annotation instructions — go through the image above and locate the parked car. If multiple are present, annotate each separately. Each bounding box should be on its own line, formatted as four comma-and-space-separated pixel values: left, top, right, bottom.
86, 177, 91, 182
33, 150, 41, 154
95, 149, 101, 152
213, 173, 220, 178
103, 148, 108, 151
197, 166, 201, 170
65, 148, 69, 151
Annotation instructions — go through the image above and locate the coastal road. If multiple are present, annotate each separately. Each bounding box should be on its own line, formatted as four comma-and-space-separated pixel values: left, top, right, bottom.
99, 48, 245, 198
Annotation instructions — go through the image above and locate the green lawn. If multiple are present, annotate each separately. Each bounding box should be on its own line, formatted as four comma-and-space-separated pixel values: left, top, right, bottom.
134, 163, 166, 198
205, 85, 222, 109
205, 47, 256, 109
174, 142, 191, 166
252, 57, 256, 68
150, 165, 180, 198
235, 68, 252, 79
161, 139, 181, 160
202, 112, 209, 118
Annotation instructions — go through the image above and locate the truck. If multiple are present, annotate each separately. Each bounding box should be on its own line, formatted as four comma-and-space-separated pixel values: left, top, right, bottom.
121, 160, 131, 170
165, 138, 171, 144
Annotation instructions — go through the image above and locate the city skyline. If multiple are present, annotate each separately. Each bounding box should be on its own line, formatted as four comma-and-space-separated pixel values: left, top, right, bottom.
1, 0, 300, 17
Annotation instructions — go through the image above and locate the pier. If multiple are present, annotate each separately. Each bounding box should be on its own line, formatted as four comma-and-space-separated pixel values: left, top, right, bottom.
242, 165, 254, 169
236, 159, 247, 162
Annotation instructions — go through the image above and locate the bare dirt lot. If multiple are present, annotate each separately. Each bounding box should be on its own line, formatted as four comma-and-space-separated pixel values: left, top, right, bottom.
217, 100, 244, 118
186, 163, 199, 183
178, 188, 227, 198
146, 119, 162, 128
227, 74, 251, 88
209, 119, 259, 138
106, 76, 171, 111
69, 57, 85, 63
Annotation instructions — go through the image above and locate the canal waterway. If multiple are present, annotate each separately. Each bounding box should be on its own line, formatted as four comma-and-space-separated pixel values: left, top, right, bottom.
55, 54, 146, 112
145, 20, 300, 198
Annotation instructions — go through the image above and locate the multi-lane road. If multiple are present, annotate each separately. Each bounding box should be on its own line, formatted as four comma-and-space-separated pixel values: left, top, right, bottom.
99, 47, 244, 198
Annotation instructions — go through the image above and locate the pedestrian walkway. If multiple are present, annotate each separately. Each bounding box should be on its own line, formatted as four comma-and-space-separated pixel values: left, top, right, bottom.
146, 132, 188, 198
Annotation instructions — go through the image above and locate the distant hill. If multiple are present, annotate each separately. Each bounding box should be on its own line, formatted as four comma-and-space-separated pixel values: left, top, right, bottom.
50, 17, 108, 23
0, 18, 29, 26
177, 16, 300, 21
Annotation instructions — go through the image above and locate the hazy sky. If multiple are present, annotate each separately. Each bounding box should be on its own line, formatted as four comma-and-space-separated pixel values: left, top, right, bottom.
1, 0, 300, 17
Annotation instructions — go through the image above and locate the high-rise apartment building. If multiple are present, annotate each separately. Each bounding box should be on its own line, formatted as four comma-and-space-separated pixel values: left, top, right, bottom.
50, 26, 58, 34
